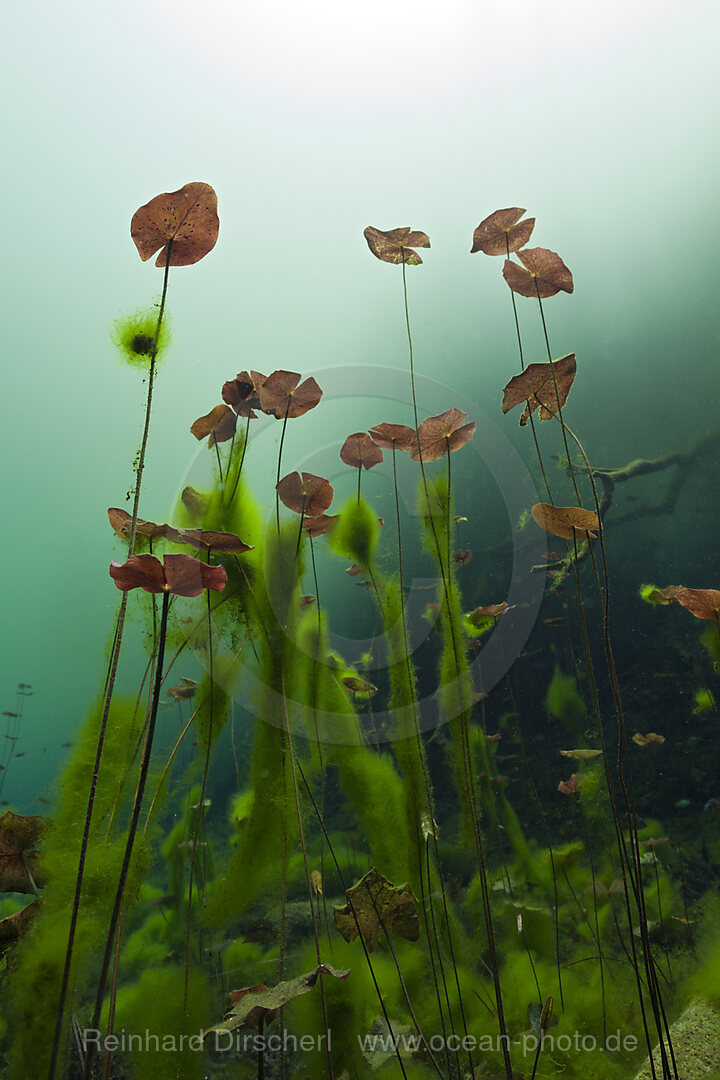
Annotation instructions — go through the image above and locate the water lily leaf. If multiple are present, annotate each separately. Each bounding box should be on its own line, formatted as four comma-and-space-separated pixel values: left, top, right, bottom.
471, 208, 535, 256
559, 749, 603, 761
109, 553, 227, 597
334, 868, 419, 952
190, 404, 237, 446
167, 678, 198, 702
340, 433, 384, 470
502, 355, 576, 426
276, 473, 334, 517
131, 182, 219, 267
107, 508, 169, 541
532, 503, 599, 540
0, 812, 47, 894
410, 409, 475, 462
303, 514, 339, 537
165, 528, 253, 554
672, 587, 720, 620
632, 732, 665, 747
342, 676, 378, 696
369, 423, 416, 452
205, 964, 350, 1037
364, 226, 430, 266
558, 773, 583, 795
259, 370, 322, 419
469, 602, 512, 620
222, 372, 260, 418
503, 247, 574, 298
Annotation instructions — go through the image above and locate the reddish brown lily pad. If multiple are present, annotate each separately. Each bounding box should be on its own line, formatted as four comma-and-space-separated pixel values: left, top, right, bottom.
165, 528, 253, 554
222, 372, 260, 418
502, 355, 576, 425
363, 226, 430, 266
303, 514, 339, 537
109, 553, 227, 597
532, 503, 599, 540
558, 773, 583, 795
368, 423, 416, 452
410, 409, 475, 462
190, 404, 237, 446
276, 473, 334, 517
632, 732, 666, 747
453, 550, 472, 566
108, 508, 169, 540
340, 433, 384, 471
673, 588, 720, 620
131, 182, 219, 267
258, 371, 322, 419
503, 247, 574, 298
471, 208, 535, 256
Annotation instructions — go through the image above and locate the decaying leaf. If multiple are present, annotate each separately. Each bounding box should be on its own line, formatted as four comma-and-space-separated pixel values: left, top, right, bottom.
340, 433, 384, 471
420, 810, 439, 841
364, 226, 430, 266
0, 900, 38, 957
368, 423, 416, 452
468, 602, 512, 620
342, 676, 378, 696
167, 678, 198, 702
204, 964, 350, 1038
502, 355, 576, 426
276, 473, 334, 517
0, 812, 47, 894
471, 207, 535, 256
532, 503, 599, 540
311, 870, 323, 895
588, 879, 625, 899
453, 550, 472, 566
503, 247, 573, 298
559, 749, 603, 761
410, 409, 475, 462
334, 868, 419, 952
109, 553, 227, 597
259, 370, 322, 419
361, 1015, 416, 1070
131, 182, 219, 267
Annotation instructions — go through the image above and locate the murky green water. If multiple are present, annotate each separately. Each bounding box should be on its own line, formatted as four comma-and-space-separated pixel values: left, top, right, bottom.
2, 3, 720, 1078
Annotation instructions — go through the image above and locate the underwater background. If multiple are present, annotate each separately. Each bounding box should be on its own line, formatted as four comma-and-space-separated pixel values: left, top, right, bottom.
3, 1, 720, 1079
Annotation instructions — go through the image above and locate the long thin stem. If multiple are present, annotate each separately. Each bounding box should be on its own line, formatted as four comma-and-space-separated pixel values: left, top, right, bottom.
49, 244, 173, 1080
275, 403, 291, 533
184, 581, 216, 1013
401, 258, 511, 1077
82, 588, 172, 1080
